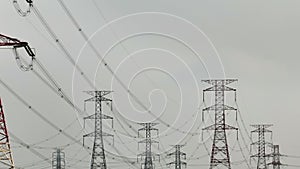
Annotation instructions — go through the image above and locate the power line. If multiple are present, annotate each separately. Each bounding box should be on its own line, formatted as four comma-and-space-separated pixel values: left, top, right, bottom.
12, 3, 216, 168
9, 132, 52, 165
55, 0, 207, 136
0, 77, 138, 168
10, 3, 144, 165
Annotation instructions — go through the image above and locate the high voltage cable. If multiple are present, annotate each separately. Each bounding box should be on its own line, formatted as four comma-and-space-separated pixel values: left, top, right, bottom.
9, 16, 141, 167
25, 118, 79, 147
16, 0, 205, 138
10, 1, 264, 168
10, 119, 80, 151
10, 6, 168, 167
90, 0, 183, 110
34, 59, 145, 167
0, 77, 137, 168
56, 0, 206, 135
9, 132, 52, 165
12, 4, 212, 167
235, 101, 256, 163
237, 139, 252, 169
19, 0, 142, 140
286, 155, 300, 158
32, 60, 151, 167
0, 77, 73, 140
12, 54, 208, 167
235, 101, 252, 141
234, 101, 258, 169
21, 0, 142, 138
30, 5, 96, 91
18, 128, 84, 151
15, 158, 49, 169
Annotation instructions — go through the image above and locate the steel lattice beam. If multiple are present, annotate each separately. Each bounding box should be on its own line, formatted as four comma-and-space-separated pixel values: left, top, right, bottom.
267, 145, 287, 169
167, 145, 186, 169
137, 123, 159, 169
202, 79, 238, 169
250, 124, 273, 169
83, 91, 113, 169
0, 98, 14, 169
52, 149, 65, 169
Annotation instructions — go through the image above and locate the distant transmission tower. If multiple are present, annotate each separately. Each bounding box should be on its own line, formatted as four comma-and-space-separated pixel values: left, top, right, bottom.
83, 91, 114, 169
250, 124, 273, 169
202, 79, 238, 169
52, 148, 65, 169
137, 123, 160, 169
0, 98, 14, 169
268, 145, 287, 169
167, 145, 187, 169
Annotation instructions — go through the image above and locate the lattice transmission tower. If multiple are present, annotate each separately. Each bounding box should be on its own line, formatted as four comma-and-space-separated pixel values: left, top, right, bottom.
268, 145, 287, 169
83, 91, 114, 169
137, 123, 160, 169
202, 79, 238, 169
0, 98, 14, 169
250, 124, 273, 169
167, 145, 186, 169
52, 148, 65, 169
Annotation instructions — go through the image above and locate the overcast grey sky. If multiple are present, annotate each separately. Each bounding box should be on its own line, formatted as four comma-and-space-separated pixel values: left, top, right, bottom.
0, 0, 300, 169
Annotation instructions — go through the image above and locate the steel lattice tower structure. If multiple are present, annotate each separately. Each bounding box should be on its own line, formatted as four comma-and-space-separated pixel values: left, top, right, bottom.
202, 79, 238, 169
137, 123, 160, 169
83, 91, 113, 169
250, 124, 273, 169
167, 145, 187, 169
268, 145, 286, 169
0, 99, 14, 169
52, 148, 65, 169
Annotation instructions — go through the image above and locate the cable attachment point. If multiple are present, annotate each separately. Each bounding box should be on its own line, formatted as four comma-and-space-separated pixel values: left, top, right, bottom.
13, 0, 33, 17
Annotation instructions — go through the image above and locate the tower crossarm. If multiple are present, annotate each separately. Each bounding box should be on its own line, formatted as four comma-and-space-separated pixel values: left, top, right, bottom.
251, 128, 272, 133
167, 161, 187, 166
203, 124, 238, 131
250, 124, 273, 129
84, 91, 112, 97
84, 96, 112, 103
267, 161, 288, 166
203, 104, 237, 112
0, 34, 35, 57
84, 114, 113, 120
250, 153, 272, 158
83, 131, 113, 138
167, 151, 186, 157
203, 85, 236, 92
138, 139, 159, 144
251, 141, 273, 147
138, 127, 158, 132
137, 152, 160, 158
202, 79, 238, 85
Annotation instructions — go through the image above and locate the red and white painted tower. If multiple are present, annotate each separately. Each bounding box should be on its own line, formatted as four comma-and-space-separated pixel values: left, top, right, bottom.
0, 98, 14, 168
